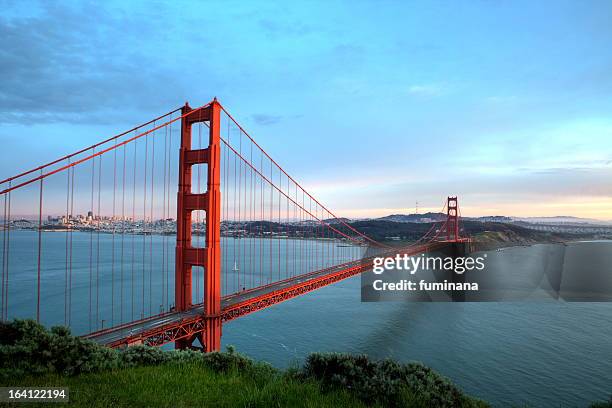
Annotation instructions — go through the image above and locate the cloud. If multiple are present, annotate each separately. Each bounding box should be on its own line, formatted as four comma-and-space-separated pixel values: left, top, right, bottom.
407, 84, 445, 96
0, 2, 189, 124
485, 95, 518, 104
252, 114, 282, 126
258, 18, 311, 38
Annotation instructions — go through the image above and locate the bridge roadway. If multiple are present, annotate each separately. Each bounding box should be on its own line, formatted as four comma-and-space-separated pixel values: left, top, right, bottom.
85, 242, 447, 348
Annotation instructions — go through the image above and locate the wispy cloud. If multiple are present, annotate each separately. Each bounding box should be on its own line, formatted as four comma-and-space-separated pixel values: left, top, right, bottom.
1, 0, 612, 221
258, 18, 311, 38
0, 2, 190, 124
407, 84, 445, 96
252, 114, 283, 126
485, 95, 518, 104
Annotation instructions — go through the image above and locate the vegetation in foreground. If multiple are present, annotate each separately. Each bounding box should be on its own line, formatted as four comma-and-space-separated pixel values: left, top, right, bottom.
0, 319, 488, 407
1, 361, 362, 408
1, 320, 609, 407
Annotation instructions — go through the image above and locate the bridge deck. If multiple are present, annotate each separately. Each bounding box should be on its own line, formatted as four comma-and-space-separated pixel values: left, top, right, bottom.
85, 257, 368, 347
85, 242, 448, 348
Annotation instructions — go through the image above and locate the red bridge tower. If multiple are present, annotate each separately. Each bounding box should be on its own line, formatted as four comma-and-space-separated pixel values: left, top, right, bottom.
175, 100, 222, 351
446, 196, 460, 241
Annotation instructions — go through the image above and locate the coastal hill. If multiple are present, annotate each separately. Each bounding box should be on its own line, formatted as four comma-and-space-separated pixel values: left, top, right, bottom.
345, 215, 612, 249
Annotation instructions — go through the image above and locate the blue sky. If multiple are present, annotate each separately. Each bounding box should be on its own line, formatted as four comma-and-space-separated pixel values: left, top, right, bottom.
1, 0, 611, 219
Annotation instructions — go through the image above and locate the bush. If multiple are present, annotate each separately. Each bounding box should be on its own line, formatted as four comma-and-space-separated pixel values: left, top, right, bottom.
0, 320, 275, 382
201, 345, 277, 382
120, 345, 170, 367
201, 348, 252, 372
0, 320, 485, 407
302, 352, 487, 408
165, 348, 205, 364
0, 319, 118, 379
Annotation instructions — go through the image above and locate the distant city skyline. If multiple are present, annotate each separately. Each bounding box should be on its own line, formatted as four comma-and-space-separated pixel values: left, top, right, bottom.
1, 1, 611, 220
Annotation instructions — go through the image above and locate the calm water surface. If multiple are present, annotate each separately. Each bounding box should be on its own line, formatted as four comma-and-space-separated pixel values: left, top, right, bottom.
3, 231, 611, 407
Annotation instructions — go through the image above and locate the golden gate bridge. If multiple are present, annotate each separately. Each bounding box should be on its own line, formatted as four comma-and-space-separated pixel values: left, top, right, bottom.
0, 99, 467, 351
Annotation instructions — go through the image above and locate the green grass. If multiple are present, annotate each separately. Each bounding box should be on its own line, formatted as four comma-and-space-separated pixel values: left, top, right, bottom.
0, 319, 491, 407
0, 317, 608, 408
1, 361, 365, 408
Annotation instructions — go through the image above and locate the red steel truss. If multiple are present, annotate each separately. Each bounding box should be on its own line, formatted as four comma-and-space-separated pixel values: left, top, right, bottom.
92, 241, 450, 349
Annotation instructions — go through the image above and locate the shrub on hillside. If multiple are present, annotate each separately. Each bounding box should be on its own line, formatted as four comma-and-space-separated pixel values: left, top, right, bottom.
302, 352, 487, 408
0, 320, 274, 381
1, 320, 487, 407
0, 319, 118, 379
201, 345, 276, 380
165, 348, 206, 364
120, 345, 171, 367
